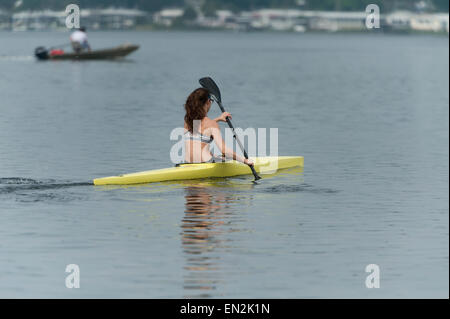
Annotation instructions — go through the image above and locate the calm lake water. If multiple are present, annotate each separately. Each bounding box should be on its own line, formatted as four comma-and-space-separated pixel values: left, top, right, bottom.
0, 31, 448, 298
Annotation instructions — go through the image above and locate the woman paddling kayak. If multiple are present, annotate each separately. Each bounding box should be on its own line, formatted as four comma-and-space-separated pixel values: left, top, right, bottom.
184, 88, 254, 166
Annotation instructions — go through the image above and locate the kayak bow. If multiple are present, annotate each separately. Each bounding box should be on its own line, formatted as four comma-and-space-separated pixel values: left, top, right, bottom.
93, 156, 304, 185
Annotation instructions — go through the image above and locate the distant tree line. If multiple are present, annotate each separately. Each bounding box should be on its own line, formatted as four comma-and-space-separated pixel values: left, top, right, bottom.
1, 0, 447, 12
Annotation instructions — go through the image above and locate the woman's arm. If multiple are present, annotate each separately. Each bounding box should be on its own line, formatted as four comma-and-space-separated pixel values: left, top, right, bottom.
213, 112, 232, 123
208, 120, 253, 165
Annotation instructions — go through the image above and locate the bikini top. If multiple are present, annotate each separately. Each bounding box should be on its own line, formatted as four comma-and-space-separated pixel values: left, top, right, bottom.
184, 130, 213, 144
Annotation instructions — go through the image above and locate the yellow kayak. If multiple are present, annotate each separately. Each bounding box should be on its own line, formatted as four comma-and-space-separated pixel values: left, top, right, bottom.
93, 156, 304, 185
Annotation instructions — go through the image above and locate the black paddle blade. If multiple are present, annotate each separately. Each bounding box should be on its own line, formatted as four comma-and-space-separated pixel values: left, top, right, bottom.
199, 77, 221, 103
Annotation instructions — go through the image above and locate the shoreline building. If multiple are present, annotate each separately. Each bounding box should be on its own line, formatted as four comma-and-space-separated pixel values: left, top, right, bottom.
224, 9, 368, 32
0, 9, 11, 30
384, 11, 449, 33
152, 8, 184, 27
12, 10, 65, 31
410, 13, 449, 32
10, 8, 146, 31
306, 11, 367, 32
83, 8, 147, 30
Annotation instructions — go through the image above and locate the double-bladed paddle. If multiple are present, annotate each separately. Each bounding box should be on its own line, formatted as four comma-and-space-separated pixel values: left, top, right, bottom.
199, 77, 261, 181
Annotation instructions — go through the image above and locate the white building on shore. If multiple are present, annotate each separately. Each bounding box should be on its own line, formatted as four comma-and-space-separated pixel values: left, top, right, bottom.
410, 13, 449, 32
0, 9, 10, 30
83, 8, 146, 30
385, 11, 449, 33
304, 10, 367, 31
152, 8, 184, 27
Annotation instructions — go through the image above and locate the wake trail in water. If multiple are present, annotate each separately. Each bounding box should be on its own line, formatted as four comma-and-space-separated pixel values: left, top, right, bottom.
263, 183, 339, 194
0, 177, 93, 195
0, 55, 34, 61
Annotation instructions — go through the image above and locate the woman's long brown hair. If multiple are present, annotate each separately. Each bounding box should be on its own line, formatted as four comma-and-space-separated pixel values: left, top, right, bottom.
184, 88, 209, 133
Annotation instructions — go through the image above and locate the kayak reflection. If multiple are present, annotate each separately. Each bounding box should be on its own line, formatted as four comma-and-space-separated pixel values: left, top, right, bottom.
180, 184, 252, 298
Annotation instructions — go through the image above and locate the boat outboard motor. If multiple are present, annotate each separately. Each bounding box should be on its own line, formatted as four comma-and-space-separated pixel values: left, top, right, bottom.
34, 47, 49, 60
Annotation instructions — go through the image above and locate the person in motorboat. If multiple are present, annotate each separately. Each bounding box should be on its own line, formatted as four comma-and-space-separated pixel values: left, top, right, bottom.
70, 27, 91, 53
184, 88, 254, 166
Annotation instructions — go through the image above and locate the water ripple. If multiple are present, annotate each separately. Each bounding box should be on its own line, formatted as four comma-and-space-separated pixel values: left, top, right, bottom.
263, 183, 339, 194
